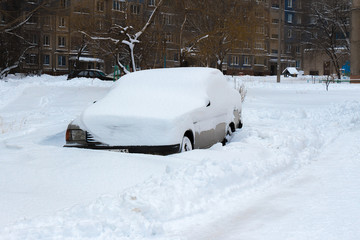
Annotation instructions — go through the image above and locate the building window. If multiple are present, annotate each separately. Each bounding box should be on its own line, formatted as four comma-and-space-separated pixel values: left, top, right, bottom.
256, 26, 264, 34
97, 20, 104, 30
59, 17, 65, 27
295, 45, 300, 54
296, 60, 301, 68
113, 0, 126, 11
174, 53, 179, 61
310, 17, 316, 25
272, 0, 279, 8
58, 36, 66, 47
43, 55, 50, 65
1, 13, 5, 23
26, 54, 38, 65
231, 56, 239, 66
244, 41, 250, 49
288, 0, 293, 8
287, 44, 292, 53
162, 14, 173, 25
130, 5, 140, 14
272, 18, 279, 24
58, 55, 66, 66
255, 41, 264, 49
60, 0, 70, 8
165, 33, 173, 43
43, 16, 50, 26
27, 16, 38, 24
30, 34, 38, 45
243, 56, 250, 66
97, 1, 104, 11
287, 14, 293, 23
297, 15, 302, 24
43, 35, 50, 46
148, 0, 155, 6
288, 29, 292, 38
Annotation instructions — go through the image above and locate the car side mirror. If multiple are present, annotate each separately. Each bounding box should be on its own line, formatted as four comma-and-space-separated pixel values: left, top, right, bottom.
206, 100, 211, 107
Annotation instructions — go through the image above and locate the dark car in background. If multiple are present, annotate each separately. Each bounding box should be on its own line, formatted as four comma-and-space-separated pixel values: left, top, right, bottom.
67, 69, 113, 81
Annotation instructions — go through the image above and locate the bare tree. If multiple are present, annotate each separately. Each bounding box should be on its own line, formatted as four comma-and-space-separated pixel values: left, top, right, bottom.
0, 9, 33, 78
0, 1, 54, 78
177, 0, 262, 71
303, 0, 351, 79
80, 0, 164, 74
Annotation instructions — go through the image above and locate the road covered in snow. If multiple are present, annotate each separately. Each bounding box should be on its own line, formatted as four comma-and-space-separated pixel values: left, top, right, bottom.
0, 74, 359, 239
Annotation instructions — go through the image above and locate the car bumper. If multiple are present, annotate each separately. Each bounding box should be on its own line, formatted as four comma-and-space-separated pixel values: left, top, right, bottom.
64, 143, 181, 155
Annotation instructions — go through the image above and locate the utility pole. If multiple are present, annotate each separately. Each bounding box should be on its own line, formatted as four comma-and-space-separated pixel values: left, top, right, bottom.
277, 0, 283, 83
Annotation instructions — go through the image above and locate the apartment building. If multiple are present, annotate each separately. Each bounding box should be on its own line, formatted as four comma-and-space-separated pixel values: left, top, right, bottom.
226, 0, 304, 76
15, 0, 175, 75
225, 0, 270, 76
3, 0, 350, 77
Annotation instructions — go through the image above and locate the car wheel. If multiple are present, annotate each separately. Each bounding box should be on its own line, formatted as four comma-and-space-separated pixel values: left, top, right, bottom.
238, 120, 243, 129
222, 124, 234, 146
181, 136, 193, 152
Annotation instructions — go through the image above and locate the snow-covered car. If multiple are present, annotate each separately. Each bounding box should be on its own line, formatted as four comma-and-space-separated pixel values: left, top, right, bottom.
64, 67, 242, 155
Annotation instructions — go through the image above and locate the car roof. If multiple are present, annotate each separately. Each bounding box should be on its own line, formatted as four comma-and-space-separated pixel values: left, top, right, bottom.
119, 67, 221, 88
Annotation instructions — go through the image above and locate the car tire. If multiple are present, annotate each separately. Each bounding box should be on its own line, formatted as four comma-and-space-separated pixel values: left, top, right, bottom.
222, 124, 234, 146
181, 135, 193, 152
238, 120, 243, 129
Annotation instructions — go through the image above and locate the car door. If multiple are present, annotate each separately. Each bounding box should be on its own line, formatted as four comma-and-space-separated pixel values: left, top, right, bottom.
200, 80, 230, 146
192, 100, 217, 149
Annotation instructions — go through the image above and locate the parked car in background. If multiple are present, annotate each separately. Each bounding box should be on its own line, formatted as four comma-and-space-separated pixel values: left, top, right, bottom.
64, 67, 243, 155
67, 69, 113, 81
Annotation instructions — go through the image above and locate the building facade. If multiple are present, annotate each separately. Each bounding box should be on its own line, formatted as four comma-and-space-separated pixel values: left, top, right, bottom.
1, 0, 351, 77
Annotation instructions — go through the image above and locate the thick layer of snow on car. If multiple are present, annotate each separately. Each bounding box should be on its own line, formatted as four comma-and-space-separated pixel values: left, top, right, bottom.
80, 67, 241, 146
0, 73, 360, 240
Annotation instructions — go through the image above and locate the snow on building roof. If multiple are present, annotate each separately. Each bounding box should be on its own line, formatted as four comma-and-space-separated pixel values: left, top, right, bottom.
69, 57, 104, 63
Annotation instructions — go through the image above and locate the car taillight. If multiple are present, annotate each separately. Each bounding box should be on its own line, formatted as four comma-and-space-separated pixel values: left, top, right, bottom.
66, 129, 86, 141
66, 129, 71, 141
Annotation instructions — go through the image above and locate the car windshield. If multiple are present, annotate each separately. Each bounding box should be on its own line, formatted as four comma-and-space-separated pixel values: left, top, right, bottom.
78, 71, 87, 77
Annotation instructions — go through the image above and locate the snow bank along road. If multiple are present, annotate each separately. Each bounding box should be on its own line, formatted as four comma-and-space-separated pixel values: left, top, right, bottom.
0, 75, 359, 239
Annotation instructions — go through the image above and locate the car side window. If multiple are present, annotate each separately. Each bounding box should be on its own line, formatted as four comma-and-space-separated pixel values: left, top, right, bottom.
78, 71, 86, 77
89, 71, 95, 77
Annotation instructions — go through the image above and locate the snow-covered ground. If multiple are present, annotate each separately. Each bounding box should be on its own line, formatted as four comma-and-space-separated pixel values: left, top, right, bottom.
0, 73, 359, 239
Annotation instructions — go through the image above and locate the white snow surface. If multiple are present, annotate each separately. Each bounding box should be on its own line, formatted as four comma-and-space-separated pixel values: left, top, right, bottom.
0, 74, 360, 239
